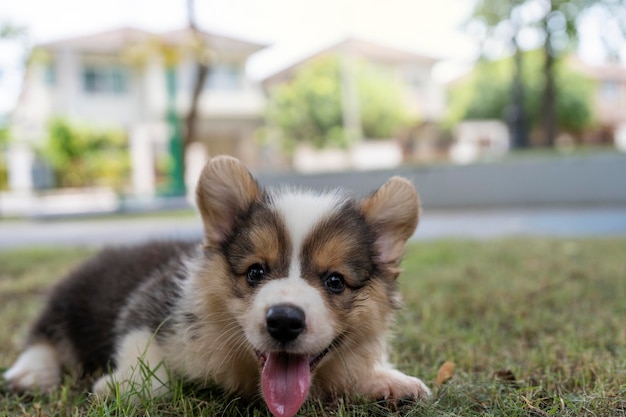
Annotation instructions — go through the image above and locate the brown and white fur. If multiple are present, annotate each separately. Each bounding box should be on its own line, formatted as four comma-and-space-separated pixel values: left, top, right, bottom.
4, 156, 430, 417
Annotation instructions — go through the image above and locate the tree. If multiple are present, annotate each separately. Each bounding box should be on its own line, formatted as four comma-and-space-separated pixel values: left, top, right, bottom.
184, 0, 211, 156
469, 0, 626, 146
266, 55, 415, 151
446, 50, 594, 136
469, 0, 529, 148
0, 124, 8, 190
120, 0, 211, 195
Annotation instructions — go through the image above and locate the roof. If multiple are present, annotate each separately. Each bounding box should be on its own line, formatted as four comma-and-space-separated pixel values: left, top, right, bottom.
37, 26, 269, 55
161, 28, 269, 54
38, 27, 155, 53
261, 36, 438, 86
569, 57, 626, 83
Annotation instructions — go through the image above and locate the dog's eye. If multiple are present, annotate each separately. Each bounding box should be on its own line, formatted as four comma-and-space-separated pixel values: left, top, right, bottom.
324, 273, 345, 294
246, 263, 265, 286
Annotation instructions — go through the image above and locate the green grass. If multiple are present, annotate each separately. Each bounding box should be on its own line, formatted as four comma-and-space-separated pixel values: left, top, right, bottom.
1, 238, 625, 416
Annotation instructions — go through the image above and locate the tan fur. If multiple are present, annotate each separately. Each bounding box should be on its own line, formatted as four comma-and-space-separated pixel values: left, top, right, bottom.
360, 177, 420, 268
166, 255, 260, 395
240, 220, 287, 272
196, 155, 261, 247
312, 278, 428, 400
307, 231, 364, 286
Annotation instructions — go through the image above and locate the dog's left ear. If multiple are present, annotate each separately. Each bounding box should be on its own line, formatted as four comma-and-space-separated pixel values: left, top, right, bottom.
360, 177, 420, 270
196, 156, 261, 247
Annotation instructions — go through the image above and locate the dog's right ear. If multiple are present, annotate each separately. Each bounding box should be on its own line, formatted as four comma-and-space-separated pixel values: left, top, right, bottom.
196, 156, 261, 247
360, 176, 420, 270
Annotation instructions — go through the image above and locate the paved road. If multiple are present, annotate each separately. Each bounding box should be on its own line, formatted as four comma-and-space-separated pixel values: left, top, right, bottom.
1, 207, 626, 249
416, 207, 626, 239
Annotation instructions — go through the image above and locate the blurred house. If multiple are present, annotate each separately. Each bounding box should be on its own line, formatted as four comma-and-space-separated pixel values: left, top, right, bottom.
7, 31, 448, 194
261, 37, 445, 171
262, 37, 444, 121
569, 58, 626, 146
7, 27, 268, 195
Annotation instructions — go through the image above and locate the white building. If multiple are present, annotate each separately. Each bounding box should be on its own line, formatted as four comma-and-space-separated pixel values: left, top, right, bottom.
6, 31, 447, 194
262, 37, 444, 122
8, 27, 268, 195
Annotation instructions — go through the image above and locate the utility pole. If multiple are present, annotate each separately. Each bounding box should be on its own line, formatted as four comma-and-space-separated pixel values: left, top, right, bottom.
184, 0, 210, 158
339, 43, 362, 147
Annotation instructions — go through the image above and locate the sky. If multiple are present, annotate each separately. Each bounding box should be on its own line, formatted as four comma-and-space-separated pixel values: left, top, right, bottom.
0, 0, 621, 115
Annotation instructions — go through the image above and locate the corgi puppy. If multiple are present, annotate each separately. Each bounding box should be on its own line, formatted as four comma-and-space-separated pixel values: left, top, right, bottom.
4, 156, 430, 417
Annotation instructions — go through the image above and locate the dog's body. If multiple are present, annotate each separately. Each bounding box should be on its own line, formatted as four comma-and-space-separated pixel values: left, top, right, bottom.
4, 156, 430, 417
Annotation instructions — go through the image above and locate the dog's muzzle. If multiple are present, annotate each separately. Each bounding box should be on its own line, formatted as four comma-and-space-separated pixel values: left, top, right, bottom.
265, 304, 306, 343
258, 303, 331, 417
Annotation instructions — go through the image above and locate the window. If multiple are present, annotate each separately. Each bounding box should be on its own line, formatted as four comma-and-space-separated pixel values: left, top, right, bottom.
402, 66, 425, 90
205, 64, 242, 91
82, 65, 128, 94
44, 62, 56, 86
600, 80, 619, 101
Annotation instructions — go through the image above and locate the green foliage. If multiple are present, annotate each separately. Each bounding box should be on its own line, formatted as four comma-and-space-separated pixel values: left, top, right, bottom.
555, 69, 596, 132
468, 0, 625, 145
0, 161, 7, 191
0, 125, 9, 190
0, 125, 8, 148
446, 51, 594, 133
357, 64, 414, 139
470, 0, 625, 58
266, 55, 414, 150
44, 118, 130, 190
268, 56, 346, 150
0, 160, 7, 191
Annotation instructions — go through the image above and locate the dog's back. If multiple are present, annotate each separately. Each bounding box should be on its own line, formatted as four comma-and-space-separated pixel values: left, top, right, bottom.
26, 241, 197, 376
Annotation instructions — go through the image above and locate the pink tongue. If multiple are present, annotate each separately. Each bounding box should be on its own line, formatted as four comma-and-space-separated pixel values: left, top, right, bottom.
261, 352, 311, 417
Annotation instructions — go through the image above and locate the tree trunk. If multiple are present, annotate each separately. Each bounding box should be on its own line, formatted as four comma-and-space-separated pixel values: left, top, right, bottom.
509, 37, 527, 149
183, 0, 210, 175
184, 62, 209, 150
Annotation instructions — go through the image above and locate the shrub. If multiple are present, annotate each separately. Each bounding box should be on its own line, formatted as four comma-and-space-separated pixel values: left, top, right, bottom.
44, 118, 130, 190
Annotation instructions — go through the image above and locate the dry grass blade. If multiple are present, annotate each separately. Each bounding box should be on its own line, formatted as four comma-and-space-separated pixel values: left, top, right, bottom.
522, 395, 551, 417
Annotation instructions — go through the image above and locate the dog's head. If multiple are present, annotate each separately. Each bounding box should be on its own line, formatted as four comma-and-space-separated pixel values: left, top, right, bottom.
196, 156, 419, 417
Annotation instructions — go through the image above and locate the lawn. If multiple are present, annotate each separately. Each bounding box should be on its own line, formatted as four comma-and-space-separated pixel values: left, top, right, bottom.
1, 238, 625, 416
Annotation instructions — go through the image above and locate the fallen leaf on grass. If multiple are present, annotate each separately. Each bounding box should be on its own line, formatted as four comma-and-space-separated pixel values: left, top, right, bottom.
435, 361, 455, 386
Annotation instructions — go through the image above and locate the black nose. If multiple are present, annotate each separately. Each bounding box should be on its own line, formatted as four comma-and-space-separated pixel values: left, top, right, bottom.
266, 304, 306, 343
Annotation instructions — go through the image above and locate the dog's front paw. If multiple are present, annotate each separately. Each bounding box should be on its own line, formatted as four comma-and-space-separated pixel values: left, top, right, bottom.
92, 373, 116, 398
91, 369, 169, 401
3, 344, 61, 392
91, 364, 170, 401
361, 368, 431, 402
